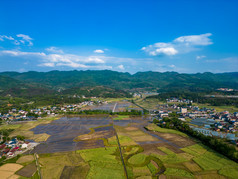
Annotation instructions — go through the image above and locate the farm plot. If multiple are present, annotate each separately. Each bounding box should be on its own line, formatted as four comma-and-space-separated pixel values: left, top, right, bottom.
16, 162, 37, 178
77, 147, 125, 179
0, 163, 23, 179
30, 116, 112, 153
39, 151, 89, 179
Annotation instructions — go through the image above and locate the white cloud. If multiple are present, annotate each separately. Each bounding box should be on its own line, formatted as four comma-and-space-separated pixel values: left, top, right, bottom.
0, 50, 46, 57
46, 46, 64, 54
0, 49, 105, 69
142, 33, 213, 56
117, 64, 125, 70
169, 64, 176, 68
0, 35, 14, 41
174, 33, 213, 46
16, 34, 33, 46
94, 49, 104, 53
196, 55, 206, 60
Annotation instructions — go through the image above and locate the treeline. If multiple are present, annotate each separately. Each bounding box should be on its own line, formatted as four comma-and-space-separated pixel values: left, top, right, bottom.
147, 92, 238, 107
153, 118, 238, 162
59, 109, 142, 115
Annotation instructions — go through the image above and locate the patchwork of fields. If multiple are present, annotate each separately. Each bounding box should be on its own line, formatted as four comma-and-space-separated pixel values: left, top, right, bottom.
0, 106, 238, 178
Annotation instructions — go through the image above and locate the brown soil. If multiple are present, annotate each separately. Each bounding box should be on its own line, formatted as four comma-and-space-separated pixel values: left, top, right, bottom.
16, 162, 37, 178
151, 132, 195, 148
74, 130, 115, 141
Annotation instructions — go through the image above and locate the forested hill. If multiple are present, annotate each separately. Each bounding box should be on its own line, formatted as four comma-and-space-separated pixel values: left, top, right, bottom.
0, 70, 238, 92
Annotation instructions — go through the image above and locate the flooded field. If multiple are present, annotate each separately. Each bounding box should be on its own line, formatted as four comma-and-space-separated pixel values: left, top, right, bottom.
30, 116, 114, 153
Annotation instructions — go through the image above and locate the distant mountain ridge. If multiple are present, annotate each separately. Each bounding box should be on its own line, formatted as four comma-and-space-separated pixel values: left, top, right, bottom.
0, 70, 238, 94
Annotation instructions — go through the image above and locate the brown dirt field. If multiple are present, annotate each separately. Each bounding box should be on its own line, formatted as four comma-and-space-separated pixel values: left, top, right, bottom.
125, 127, 138, 131
0, 163, 23, 172
142, 144, 167, 155
151, 132, 195, 148
33, 133, 50, 142
75, 139, 105, 150
74, 130, 115, 141
16, 155, 34, 164
159, 174, 167, 179
183, 161, 202, 172
8, 174, 20, 179
60, 164, 90, 179
0, 171, 15, 179
16, 162, 37, 178
131, 135, 158, 142
195, 173, 226, 179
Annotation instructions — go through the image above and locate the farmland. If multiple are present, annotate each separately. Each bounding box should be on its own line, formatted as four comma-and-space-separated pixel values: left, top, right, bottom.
0, 101, 237, 178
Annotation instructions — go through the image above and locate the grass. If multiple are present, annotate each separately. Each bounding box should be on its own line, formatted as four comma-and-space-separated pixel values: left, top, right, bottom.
147, 161, 158, 175
128, 153, 147, 165
135, 98, 163, 110
107, 135, 137, 146
113, 115, 130, 120
0, 116, 59, 141
16, 155, 34, 165
77, 147, 125, 179
132, 166, 151, 177
146, 123, 188, 137
39, 151, 88, 179
193, 156, 223, 170
164, 168, 194, 178
219, 168, 238, 179
180, 144, 238, 178
194, 102, 238, 113
153, 147, 188, 164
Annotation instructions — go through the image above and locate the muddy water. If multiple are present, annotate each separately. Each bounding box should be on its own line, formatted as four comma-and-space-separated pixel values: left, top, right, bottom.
30, 116, 112, 153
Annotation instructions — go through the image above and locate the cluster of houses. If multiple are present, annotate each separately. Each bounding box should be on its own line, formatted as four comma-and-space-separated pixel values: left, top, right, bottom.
0, 138, 30, 158
166, 97, 193, 104
0, 100, 102, 123
155, 102, 238, 134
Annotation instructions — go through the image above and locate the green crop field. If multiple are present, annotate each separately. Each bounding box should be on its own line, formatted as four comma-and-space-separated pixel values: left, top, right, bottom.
146, 123, 188, 137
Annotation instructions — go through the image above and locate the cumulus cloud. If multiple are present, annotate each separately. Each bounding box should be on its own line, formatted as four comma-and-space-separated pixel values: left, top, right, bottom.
16, 34, 33, 46
94, 49, 104, 53
0, 49, 106, 68
174, 33, 212, 46
46, 46, 64, 54
142, 33, 213, 56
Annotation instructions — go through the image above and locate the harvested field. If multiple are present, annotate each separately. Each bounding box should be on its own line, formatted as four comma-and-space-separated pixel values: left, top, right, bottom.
39, 151, 89, 179
74, 128, 115, 141
0, 163, 23, 179
16, 155, 34, 164
60, 164, 90, 179
183, 161, 202, 172
0, 163, 23, 172
16, 162, 37, 178
148, 131, 195, 148
142, 144, 167, 156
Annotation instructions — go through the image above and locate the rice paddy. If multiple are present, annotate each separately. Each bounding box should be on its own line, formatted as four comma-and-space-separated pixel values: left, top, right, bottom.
1, 103, 238, 178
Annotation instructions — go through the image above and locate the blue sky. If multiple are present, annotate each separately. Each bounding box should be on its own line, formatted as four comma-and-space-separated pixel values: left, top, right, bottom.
0, 0, 238, 74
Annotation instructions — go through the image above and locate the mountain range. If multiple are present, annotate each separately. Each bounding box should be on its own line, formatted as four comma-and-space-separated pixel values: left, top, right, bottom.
0, 70, 238, 97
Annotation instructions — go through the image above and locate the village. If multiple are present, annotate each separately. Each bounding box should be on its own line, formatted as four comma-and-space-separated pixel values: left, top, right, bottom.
0, 96, 238, 159
155, 98, 238, 135
0, 138, 38, 160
